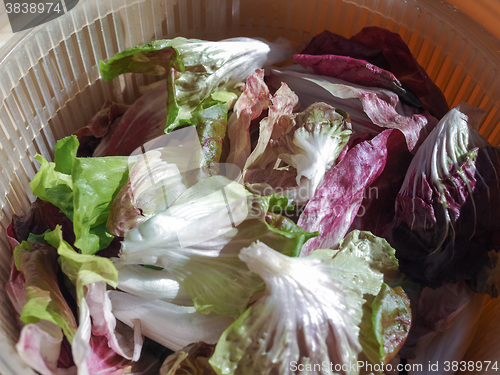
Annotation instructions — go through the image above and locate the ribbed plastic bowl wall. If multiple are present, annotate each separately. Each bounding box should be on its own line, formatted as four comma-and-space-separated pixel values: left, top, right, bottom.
0, 0, 499, 373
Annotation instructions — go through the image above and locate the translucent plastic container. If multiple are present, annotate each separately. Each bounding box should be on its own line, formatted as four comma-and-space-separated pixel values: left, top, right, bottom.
0, 0, 499, 373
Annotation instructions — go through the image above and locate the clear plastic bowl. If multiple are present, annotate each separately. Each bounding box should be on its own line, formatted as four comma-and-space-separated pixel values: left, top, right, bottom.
1, 0, 499, 373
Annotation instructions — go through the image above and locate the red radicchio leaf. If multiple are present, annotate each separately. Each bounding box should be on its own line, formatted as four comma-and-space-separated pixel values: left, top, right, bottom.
298, 129, 395, 255
98, 84, 168, 157
350, 27, 449, 119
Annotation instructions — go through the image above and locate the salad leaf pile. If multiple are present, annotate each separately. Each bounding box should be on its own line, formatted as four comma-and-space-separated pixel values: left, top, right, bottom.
6, 28, 500, 375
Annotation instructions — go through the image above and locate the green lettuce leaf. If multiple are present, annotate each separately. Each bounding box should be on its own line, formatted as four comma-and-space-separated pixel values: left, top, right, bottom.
99, 42, 183, 132
115, 175, 317, 317
335, 231, 411, 367
209, 241, 365, 375
251, 193, 296, 215
272, 102, 352, 203
359, 284, 411, 366
263, 212, 317, 257
14, 236, 78, 343
53, 133, 79, 174
195, 100, 229, 171
99, 37, 292, 132
29, 141, 75, 221
13, 227, 123, 374
209, 232, 411, 374
175, 253, 264, 317
30, 136, 131, 255
250, 193, 316, 257
44, 226, 125, 373
335, 230, 401, 287
70, 155, 130, 253
99, 43, 182, 81
44, 226, 118, 296
116, 176, 261, 317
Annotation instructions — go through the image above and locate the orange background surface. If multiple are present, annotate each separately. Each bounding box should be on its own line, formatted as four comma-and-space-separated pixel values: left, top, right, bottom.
446, 0, 500, 40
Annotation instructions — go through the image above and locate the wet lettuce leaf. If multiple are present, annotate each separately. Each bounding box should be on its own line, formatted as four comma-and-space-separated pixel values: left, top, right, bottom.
359, 284, 411, 366
209, 242, 366, 375
269, 102, 352, 203
241, 81, 299, 173
14, 235, 78, 343
209, 231, 411, 375
298, 130, 396, 255
300, 27, 449, 118
30, 136, 130, 255
226, 69, 272, 169
195, 100, 230, 171
44, 226, 140, 375
263, 212, 317, 257
100, 37, 292, 132
114, 175, 316, 317
269, 66, 437, 152
347, 129, 413, 240
11, 225, 130, 375
293, 53, 419, 107
94, 84, 169, 157
15, 322, 76, 375
108, 291, 234, 352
